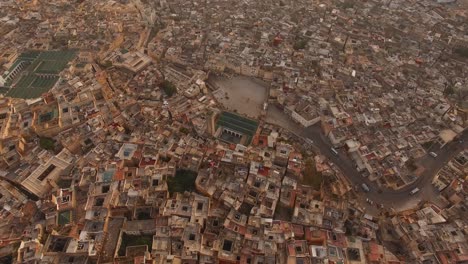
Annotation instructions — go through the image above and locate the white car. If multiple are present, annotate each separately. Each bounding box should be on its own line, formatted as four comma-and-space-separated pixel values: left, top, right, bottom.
361, 183, 370, 192
410, 188, 420, 195
429, 152, 437, 158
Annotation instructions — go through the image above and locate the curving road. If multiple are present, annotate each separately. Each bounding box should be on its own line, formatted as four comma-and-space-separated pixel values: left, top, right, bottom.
266, 105, 468, 210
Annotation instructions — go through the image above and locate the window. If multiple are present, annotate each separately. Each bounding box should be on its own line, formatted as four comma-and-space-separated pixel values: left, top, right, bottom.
94, 198, 104, 206
296, 246, 303, 253
222, 240, 233, 251
102, 185, 110, 193
61, 196, 70, 203
152, 179, 159, 186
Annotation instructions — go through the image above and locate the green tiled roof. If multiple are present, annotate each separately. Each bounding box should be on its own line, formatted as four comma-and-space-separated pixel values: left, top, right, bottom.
217, 111, 259, 136
3, 50, 76, 99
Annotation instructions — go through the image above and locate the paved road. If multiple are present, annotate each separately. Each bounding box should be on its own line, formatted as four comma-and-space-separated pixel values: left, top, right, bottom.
266, 105, 468, 211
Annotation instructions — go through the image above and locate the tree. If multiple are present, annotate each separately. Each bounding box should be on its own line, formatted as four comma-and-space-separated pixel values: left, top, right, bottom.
293, 39, 308, 50
179, 127, 190, 134
406, 158, 418, 171
454, 47, 468, 58
302, 159, 323, 190
443, 86, 455, 96
161, 80, 177, 97
167, 169, 198, 195
39, 137, 55, 151
101, 60, 113, 69
454, 87, 468, 103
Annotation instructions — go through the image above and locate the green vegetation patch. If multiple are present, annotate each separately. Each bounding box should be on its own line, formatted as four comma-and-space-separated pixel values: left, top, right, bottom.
179, 127, 190, 134
405, 158, 418, 172
338, 0, 356, 9
421, 141, 434, 151
39, 137, 56, 150
293, 39, 308, 50
58, 210, 72, 226
274, 203, 293, 221
454, 47, 468, 58
167, 169, 198, 195
161, 80, 177, 97
302, 159, 323, 190
118, 233, 153, 256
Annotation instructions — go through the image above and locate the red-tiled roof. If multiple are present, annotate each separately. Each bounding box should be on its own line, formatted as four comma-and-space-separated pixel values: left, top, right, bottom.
114, 169, 124, 181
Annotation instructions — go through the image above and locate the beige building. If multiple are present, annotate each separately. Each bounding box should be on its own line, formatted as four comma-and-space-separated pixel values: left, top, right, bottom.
21, 148, 74, 197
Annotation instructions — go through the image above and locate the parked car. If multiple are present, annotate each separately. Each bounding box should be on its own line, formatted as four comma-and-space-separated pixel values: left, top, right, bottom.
331, 148, 338, 155
361, 183, 370, 192
410, 188, 420, 195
